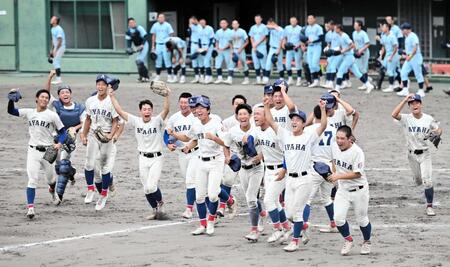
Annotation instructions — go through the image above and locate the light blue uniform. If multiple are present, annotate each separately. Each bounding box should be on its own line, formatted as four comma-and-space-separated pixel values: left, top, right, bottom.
199, 25, 215, 69
265, 26, 284, 75
230, 28, 249, 71
352, 30, 370, 74
391, 25, 403, 40
215, 28, 233, 71
150, 22, 174, 68
249, 24, 269, 71
126, 25, 149, 64
284, 25, 303, 72
51, 25, 66, 69
326, 30, 343, 74
401, 32, 424, 84
380, 32, 399, 77
305, 24, 323, 74
336, 32, 363, 80
189, 23, 203, 68
165, 37, 186, 68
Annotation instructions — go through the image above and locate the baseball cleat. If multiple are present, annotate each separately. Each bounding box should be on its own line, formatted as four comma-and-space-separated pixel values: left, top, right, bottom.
443, 89, 450, 96
301, 228, 310, 245
182, 208, 193, 219
360, 241, 371, 255
287, 77, 293, 85
426, 206, 436, 216
365, 82, 374, 94
227, 197, 238, 219
417, 89, 425, 98
425, 86, 433, 93
214, 77, 223, 84
244, 231, 259, 242
382, 85, 394, 93
257, 214, 267, 233
343, 80, 352, 89
308, 79, 319, 88
267, 229, 284, 243
241, 77, 250, 85
179, 75, 186, 84
223, 77, 233, 85
358, 84, 367, 90
279, 229, 293, 245
283, 240, 300, 252
95, 195, 108, 211
217, 206, 225, 218
296, 78, 302, 86
191, 226, 206, 235
84, 189, 95, 204
319, 225, 339, 233
145, 208, 157, 220
396, 88, 409, 96
206, 220, 215, 235
190, 76, 199, 84
54, 194, 63, 206
341, 240, 353, 256
26, 207, 35, 220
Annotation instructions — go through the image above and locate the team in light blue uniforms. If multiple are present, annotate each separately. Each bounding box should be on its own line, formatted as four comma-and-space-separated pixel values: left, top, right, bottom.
50, 15, 66, 85
198, 19, 215, 84
165, 36, 187, 83
230, 19, 250, 85
126, 17, 150, 82
397, 23, 425, 97
263, 18, 285, 84
188, 16, 204, 83
214, 19, 233, 85
249, 14, 269, 84
323, 21, 342, 89
380, 22, 401, 93
334, 24, 374, 93
304, 15, 324, 88
352, 20, 371, 90
150, 14, 174, 82
386, 16, 405, 49
283, 16, 303, 86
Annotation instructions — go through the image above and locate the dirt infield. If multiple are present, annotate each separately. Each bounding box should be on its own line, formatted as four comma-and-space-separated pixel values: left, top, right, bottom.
1, 74, 449, 266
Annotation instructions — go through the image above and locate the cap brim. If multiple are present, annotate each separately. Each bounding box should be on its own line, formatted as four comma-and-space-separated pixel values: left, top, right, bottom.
288, 113, 306, 122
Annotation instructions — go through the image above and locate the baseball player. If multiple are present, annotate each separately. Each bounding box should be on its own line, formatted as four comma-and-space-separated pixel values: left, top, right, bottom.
230, 20, 250, 85
391, 93, 442, 216
214, 19, 233, 85
168, 96, 230, 236
252, 105, 291, 244
45, 70, 85, 204
334, 24, 374, 93
386, 16, 404, 49
166, 92, 198, 219
109, 87, 170, 219
150, 13, 174, 82
126, 17, 150, 82
80, 75, 119, 211
188, 16, 203, 83
380, 21, 401, 93
352, 20, 371, 91
223, 104, 264, 241
397, 23, 426, 97
323, 20, 342, 89
329, 125, 372, 256
7, 88, 65, 219
49, 15, 66, 85
304, 15, 324, 88
283, 16, 303, 86
198, 19, 215, 84
271, 80, 297, 129
264, 93, 328, 252
263, 18, 285, 84
165, 36, 187, 83
249, 14, 269, 84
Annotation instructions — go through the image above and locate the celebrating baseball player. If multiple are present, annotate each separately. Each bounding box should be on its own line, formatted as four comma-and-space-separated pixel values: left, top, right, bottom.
391, 93, 442, 216
230, 20, 250, 85
126, 17, 150, 82
150, 13, 174, 82
80, 75, 119, 211
270, 80, 297, 129
7, 88, 65, 219
380, 21, 401, 93
329, 125, 372, 256
109, 85, 170, 219
264, 92, 328, 252
249, 14, 269, 84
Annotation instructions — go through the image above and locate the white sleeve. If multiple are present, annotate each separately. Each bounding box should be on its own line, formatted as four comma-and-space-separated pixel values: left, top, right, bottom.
276, 127, 288, 147
353, 149, 365, 174
18, 108, 32, 118
53, 112, 65, 130
127, 114, 137, 128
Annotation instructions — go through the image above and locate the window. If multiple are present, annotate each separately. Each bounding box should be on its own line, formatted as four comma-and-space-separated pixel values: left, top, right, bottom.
50, 0, 126, 51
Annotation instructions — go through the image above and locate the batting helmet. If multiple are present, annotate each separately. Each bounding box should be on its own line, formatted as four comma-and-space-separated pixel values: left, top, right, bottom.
196, 95, 211, 108
299, 34, 308, 43
188, 96, 199, 108
264, 85, 274, 95
289, 110, 307, 122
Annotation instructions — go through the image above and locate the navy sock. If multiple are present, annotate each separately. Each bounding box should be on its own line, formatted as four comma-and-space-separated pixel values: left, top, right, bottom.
297, 70, 302, 78
331, 186, 337, 199
156, 68, 162, 75
268, 208, 280, 223
26, 187, 36, 205
85, 169, 94, 185
197, 201, 207, 220
303, 204, 311, 222
279, 208, 287, 223
337, 221, 351, 238
181, 67, 186, 76
337, 78, 343, 86
293, 221, 303, 238
389, 76, 394, 85
324, 203, 334, 221
200, 67, 205, 75
194, 67, 199, 75
101, 172, 111, 191
257, 199, 263, 213
55, 68, 61, 77
186, 188, 196, 206
360, 222, 372, 241
228, 70, 234, 77
206, 67, 212, 76
221, 184, 232, 195
217, 68, 222, 76
207, 200, 219, 215
145, 193, 157, 208
418, 82, 424, 89
244, 70, 249, 77
425, 187, 434, 205
153, 188, 162, 202
95, 182, 102, 193
255, 68, 261, 76
167, 67, 173, 75
402, 80, 408, 88
287, 70, 292, 76
279, 70, 285, 78
343, 73, 349, 80
219, 187, 230, 203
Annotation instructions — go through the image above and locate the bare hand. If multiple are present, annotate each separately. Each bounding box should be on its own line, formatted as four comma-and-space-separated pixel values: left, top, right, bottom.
182, 146, 190, 154
224, 156, 231, 165
166, 128, 174, 135
252, 154, 262, 164
167, 143, 177, 151
80, 133, 87, 146
327, 173, 339, 183
263, 96, 270, 106
53, 143, 62, 150
49, 70, 57, 78
319, 99, 327, 109
275, 169, 286, 181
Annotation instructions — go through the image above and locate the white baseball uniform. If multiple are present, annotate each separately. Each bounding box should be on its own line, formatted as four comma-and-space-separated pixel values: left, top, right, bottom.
398, 113, 439, 188
329, 105, 351, 129
271, 105, 291, 129
19, 108, 64, 188
222, 114, 240, 187
277, 127, 319, 222
332, 142, 370, 227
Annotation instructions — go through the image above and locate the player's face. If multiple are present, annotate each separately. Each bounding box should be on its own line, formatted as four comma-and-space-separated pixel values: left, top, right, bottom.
158, 14, 165, 23
190, 106, 197, 116
255, 16, 262, 24
354, 22, 360, 31
381, 24, 389, 33
179, 97, 190, 113
253, 108, 265, 126
58, 89, 72, 104
196, 106, 209, 122
50, 16, 56, 25
128, 20, 136, 28
264, 94, 274, 106
290, 116, 304, 134
335, 27, 341, 34
232, 20, 239, 29
385, 16, 393, 25
36, 92, 50, 109
290, 17, 297, 26
273, 92, 285, 109
237, 109, 251, 127
409, 101, 422, 115
220, 20, 228, 29
96, 81, 108, 97
200, 20, 206, 27
336, 131, 351, 149
140, 104, 153, 121
232, 98, 245, 110
326, 108, 335, 117
307, 16, 315, 25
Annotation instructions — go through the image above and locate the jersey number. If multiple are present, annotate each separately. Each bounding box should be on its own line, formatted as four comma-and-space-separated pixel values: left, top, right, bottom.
318, 131, 332, 146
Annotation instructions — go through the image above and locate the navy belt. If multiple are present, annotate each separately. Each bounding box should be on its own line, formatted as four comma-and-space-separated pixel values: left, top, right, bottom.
140, 151, 162, 158
410, 149, 426, 155
187, 147, 199, 154
266, 164, 284, 170
348, 185, 364, 192
242, 162, 261, 170
30, 145, 49, 152
156, 42, 165, 45
200, 156, 217, 161
288, 171, 308, 178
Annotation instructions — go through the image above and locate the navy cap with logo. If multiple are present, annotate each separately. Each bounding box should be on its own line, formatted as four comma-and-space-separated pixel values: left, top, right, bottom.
400, 22, 412, 30
264, 85, 274, 95
320, 93, 337, 109
188, 96, 199, 108
196, 95, 211, 108
288, 110, 307, 122
57, 85, 72, 94
96, 74, 108, 83
407, 93, 422, 103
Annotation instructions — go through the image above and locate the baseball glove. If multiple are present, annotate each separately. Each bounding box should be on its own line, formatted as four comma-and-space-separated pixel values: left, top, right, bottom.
63, 129, 77, 153
313, 162, 333, 180
8, 89, 22, 102
150, 80, 171, 97
424, 131, 441, 148
43, 146, 58, 164
94, 127, 110, 143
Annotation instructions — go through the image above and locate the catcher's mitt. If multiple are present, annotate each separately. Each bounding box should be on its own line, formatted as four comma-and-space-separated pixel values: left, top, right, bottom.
63, 129, 77, 153
313, 162, 332, 180
424, 131, 441, 148
8, 89, 22, 102
43, 146, 58, 164
150, 80, 171, 97
94, 127, 110, 143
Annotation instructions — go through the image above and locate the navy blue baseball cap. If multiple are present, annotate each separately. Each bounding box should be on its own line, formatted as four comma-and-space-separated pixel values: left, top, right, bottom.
320, 93, 337, 109
273, 79, 288, 93
96, 74, 108, 83
57, 85, 72, 94
188, 96, 199, 108
289, 110, 307, 122
408, 94, 422, 103
264, 85, 274, 95
400, 22, 412, 30
196, 95, 211, 108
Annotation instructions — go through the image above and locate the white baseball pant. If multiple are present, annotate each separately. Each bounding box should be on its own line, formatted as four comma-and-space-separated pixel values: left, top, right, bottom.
407, 150, 433, 188
26, 146, 56, 188
284, 175, 313, 222
195, 157, 224, 203
139, 154, 163, 194
263, 166, 286, 212
334, 185, 370, 227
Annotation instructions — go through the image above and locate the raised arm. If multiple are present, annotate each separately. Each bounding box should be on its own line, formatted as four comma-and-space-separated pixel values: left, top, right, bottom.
316, 100, 327, 136
109, 90, 129, 121
159, 93, 170, 120
392, 93, 414, 120
45, 70, 57, 91
280, 84, 296, 112
335, 95, 355, 116
263, 96, 279, 133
